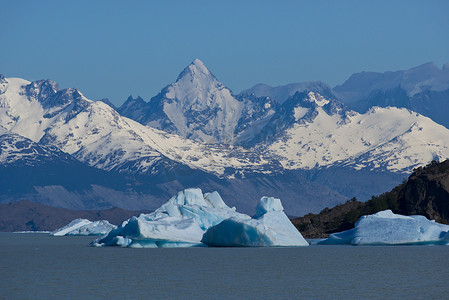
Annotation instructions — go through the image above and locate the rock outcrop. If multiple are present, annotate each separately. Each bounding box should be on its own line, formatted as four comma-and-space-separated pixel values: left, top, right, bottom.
293, 160, 449, 238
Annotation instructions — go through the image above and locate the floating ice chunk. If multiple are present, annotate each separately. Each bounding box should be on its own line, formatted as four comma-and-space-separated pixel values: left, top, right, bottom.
201, 196, 309, 247
92, 188, 246, 248
67, 220, 116, 236
51, 219, 92, 236
318, 210, 449, 245
51, 219, 116, 236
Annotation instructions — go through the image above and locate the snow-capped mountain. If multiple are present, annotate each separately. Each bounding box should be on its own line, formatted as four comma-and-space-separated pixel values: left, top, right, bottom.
0, 127, 73, 167
2, 60, 449, 214
0, 75, 273, 177
0, 118, 345, 216
333, 62, 449, 128
239, 91, 350, 147
233, 94, 279, 145
0, 126, 162, 211
264, 92, 449, 173
118, 59, 245, 143
239, 81, 335, 104
3, 68, 449, 178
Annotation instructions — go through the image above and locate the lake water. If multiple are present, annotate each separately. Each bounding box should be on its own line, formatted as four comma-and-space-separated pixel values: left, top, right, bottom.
1, 233, 448, 299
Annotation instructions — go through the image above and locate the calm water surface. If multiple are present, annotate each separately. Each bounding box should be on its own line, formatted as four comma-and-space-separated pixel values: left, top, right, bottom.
1, 233, 448, 299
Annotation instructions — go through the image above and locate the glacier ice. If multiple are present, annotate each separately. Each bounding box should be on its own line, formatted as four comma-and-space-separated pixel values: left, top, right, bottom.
92, 189, 308, 248
317, 210, 449, 245
92, 188, 247, 248
51, 219, 116, 236
201, 197, 309, 247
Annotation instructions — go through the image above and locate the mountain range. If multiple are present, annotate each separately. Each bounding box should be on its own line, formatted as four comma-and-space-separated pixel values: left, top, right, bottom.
1, 60, 448, 216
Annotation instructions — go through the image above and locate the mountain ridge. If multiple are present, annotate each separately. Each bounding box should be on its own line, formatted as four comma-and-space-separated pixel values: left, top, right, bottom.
1, 60, 449, 216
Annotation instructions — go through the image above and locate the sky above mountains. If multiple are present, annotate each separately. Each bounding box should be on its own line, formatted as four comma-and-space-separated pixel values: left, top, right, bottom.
1, 0, 448, 106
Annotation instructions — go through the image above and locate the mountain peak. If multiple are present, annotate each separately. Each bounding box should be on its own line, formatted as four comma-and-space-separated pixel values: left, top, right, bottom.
177, 58, 212, 81
239, 81, 335, 104
303, 91, 330, 107
25, 79, 60, 103
190, 58, 209, 73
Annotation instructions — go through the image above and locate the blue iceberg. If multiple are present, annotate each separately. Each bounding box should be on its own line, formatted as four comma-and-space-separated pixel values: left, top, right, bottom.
92, 189, 308, 248
318, 210, 449, 245
92, 188, 247, 248
201, 196, 309, 247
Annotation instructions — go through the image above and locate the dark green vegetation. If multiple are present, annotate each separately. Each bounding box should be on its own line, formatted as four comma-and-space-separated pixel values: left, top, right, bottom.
293, 160, 449, 238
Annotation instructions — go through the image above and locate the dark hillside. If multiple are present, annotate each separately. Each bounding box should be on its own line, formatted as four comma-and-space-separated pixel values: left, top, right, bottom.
0, 200, 149, 232
293, 160, 449, 238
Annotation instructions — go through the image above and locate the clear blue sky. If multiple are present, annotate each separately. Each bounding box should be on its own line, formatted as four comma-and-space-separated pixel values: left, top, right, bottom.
1, 0, 448, 106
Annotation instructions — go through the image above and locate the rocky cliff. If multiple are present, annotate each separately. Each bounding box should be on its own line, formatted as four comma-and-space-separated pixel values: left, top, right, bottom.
293, 160, 449, 238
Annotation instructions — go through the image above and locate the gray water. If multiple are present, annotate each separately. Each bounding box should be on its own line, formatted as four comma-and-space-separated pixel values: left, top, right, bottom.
1, 233, 448, 299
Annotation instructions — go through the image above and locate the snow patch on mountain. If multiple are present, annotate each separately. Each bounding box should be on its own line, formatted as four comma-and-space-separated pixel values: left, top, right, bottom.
0, 127, 73, 166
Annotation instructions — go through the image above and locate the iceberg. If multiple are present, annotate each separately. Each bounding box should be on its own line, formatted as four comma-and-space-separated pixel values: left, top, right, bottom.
51, 219, 116, 236
317, 210, 449, 245
92, 188, 247, 248
201, 197, 309, 247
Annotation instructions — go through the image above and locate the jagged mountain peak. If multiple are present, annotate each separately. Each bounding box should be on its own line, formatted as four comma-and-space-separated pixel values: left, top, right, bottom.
123, 95, 146, 105
117, 59, 243, 143
25, 79, 60, 102
169, 58, 227, 99
0, 128, 74, 166
239, 81, 335, 104
293, 91, 330, 107
281, 91, 347, 119
175, 58, 215, 83
184, 58, 210, 75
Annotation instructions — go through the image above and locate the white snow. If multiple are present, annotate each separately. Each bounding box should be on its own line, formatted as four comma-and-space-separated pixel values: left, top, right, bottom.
0, 75, 269, 176
2, 71, 449, 178
294, 106, 309, 121
51, 219, 116, 236
317, 210, 449, 245
268, 96, 449, 173
160, 58, 244, 143
201, 196, 309, 247
304, 92, 329, 107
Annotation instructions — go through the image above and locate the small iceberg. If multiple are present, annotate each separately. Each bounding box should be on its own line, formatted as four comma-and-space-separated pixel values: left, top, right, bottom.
92, 188, 247, 248
317, 210, 449, 245
202, 196, 309, 247
51, 219, 116, 236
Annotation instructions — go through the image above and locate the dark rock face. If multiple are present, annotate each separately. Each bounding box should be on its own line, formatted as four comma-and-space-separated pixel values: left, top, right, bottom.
397, 160, 449, 224
293, 160, 449, 238
292, 198, 364, 239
